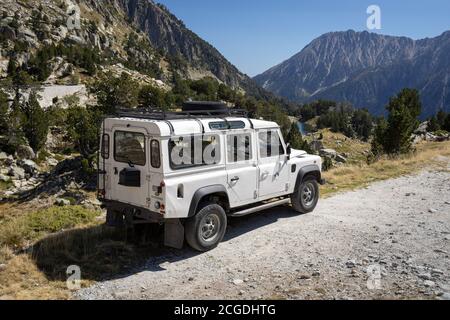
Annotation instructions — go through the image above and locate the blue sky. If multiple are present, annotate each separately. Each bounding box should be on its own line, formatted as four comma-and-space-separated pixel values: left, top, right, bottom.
156, 0, 450, 76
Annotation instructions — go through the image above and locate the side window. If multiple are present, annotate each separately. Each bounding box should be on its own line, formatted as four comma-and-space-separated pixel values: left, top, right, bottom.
150, 139, 161, 168
169, 134, 220, 170
227, 133, 252, 163
258, 130, 285, 158
101, 134, 110, 159
114, 131, 146, 166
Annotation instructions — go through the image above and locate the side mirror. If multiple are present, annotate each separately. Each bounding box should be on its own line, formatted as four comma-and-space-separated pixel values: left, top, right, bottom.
286, 143, 291, 160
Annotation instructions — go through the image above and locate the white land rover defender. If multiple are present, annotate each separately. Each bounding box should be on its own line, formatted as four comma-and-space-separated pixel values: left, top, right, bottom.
98, 102, 324, 251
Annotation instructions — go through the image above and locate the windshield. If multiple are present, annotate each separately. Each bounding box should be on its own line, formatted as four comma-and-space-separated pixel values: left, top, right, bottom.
114, 131, 146, 166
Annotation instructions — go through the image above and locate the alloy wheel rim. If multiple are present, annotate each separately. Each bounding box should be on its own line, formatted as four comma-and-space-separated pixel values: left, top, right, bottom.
200, 213, 220, 242
301, 182, 315, 207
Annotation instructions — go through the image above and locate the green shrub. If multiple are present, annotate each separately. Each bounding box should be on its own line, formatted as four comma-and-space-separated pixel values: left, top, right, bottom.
322, 157, 333, 171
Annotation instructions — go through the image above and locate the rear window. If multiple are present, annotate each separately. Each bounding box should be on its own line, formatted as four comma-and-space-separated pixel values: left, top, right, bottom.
114, 131, 146, 166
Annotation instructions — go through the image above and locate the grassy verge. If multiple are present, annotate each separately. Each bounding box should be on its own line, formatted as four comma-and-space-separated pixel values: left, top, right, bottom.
321, 140, 450, 197
0, 204, 160, 299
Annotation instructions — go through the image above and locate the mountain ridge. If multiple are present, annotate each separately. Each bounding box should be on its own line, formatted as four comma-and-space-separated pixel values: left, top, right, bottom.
254, 30, 450, 118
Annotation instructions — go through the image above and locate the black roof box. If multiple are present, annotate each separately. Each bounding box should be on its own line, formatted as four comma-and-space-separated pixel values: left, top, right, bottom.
182, 101, 229, 112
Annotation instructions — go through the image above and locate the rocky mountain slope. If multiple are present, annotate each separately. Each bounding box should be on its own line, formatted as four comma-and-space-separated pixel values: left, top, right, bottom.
254, 30, 450, 118
0, 0, 270, 98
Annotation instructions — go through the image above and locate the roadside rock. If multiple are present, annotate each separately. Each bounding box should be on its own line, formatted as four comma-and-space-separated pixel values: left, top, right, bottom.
0, 152, 9, 161
0, 174, 10, 182
346, 260, 356, 268
309, 140, 324, 153
18, 159, 39, 175
320, 149, 337, 159
8, 166, 25, 180
55, 198, 71, 206
15, 145, 35, 160
423, 280, 435, 288
335, 154, 347, 163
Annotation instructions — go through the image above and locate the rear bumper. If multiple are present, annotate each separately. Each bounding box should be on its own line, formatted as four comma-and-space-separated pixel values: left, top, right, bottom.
101, 199, 164, 224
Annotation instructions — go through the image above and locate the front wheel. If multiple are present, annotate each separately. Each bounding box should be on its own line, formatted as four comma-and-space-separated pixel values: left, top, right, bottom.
290, 177, 319, 213
185, 203, 227, 252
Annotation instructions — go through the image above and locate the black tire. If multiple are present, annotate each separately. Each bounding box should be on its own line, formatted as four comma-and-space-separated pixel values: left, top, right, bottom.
185, 203, 227, 252
290, 176, 319, 213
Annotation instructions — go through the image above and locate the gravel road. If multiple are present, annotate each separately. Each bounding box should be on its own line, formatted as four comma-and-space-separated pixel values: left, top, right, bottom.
76, 169, 450, 300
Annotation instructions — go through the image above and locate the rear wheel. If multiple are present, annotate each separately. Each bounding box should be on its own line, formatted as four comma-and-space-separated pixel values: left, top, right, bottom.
291, 176, 319, 213
185, 203, 227, 252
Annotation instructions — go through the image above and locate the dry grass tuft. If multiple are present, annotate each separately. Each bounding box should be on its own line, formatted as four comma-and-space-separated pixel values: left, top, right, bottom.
321, 141, 450, 197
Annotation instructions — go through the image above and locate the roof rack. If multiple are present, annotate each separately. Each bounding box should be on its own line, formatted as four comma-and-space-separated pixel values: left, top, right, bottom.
115, 107, 249, 120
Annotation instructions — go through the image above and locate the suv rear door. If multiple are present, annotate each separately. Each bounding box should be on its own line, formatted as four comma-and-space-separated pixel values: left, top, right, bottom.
110, 125, 150, 208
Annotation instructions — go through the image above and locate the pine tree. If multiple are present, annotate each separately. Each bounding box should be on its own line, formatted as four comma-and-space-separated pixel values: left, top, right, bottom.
7, 56, 18, 78
443, 114, 450, 132
427, 116, 439, 132
21, 91, 49, 152
138, 85, 168, 110
4, 91, 26, 153
0, 90, 9, 135
286, 121, 310, 152
436, 110, 447, 128
382, 88, 421, 154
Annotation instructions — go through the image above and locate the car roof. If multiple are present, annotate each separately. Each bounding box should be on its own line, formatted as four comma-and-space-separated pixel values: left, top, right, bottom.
107, 116, 279, 137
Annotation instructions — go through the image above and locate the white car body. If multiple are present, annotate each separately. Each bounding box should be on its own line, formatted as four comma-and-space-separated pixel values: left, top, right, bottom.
98, 109, 323, 249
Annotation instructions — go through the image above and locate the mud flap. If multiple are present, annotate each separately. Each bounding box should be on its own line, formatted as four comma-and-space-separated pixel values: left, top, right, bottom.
164, 219, 184, 249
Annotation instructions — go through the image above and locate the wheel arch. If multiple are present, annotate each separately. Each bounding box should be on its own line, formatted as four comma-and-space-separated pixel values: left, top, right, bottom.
294, 164, 322, 191
188, 185, 230, 217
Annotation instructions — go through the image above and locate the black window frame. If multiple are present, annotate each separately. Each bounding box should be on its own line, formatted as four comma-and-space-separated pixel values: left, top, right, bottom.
113, 130, 146, 166
227, 133, 252, 163
150, 139, 161, 168
258, 130, 285, 158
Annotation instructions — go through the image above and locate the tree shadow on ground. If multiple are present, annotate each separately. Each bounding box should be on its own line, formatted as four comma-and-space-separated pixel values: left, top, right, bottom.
32, 205, 302, 282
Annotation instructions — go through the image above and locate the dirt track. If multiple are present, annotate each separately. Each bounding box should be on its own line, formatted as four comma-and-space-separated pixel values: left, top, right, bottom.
75, 169, 450, 300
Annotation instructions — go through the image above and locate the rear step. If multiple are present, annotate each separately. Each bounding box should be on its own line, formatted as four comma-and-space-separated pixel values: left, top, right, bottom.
229, 198, 291, 217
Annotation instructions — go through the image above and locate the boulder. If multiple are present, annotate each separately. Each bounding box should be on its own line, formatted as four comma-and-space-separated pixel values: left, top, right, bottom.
8, 166, 25, 180
319, 148, 337, 159
4, 156, 14, 166
15, 145, 36, 160
0, 174, 10, 182
0, 151, 8, 161
18, 159, 38, 175
335, 154, 347, 163
46, 157, 59, 167
0, 25, 15, 40
67, 35, 85, 45
55, 198, 71, 206
309, 140, 324, 153
415, 121, 428, 134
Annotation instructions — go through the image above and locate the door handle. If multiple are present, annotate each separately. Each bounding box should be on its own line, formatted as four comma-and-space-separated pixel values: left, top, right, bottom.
261, 171, 269, 180
230, 176, 240, 182
114, 167, 118, 175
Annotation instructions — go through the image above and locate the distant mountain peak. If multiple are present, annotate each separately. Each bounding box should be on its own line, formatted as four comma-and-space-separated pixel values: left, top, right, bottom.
254, 30, 450, 118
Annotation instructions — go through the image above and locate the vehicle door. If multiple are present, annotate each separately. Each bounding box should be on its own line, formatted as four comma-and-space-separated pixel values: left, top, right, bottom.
257, 128, 290, 199
110, 126, 150, 208
225, 130, 258, 207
